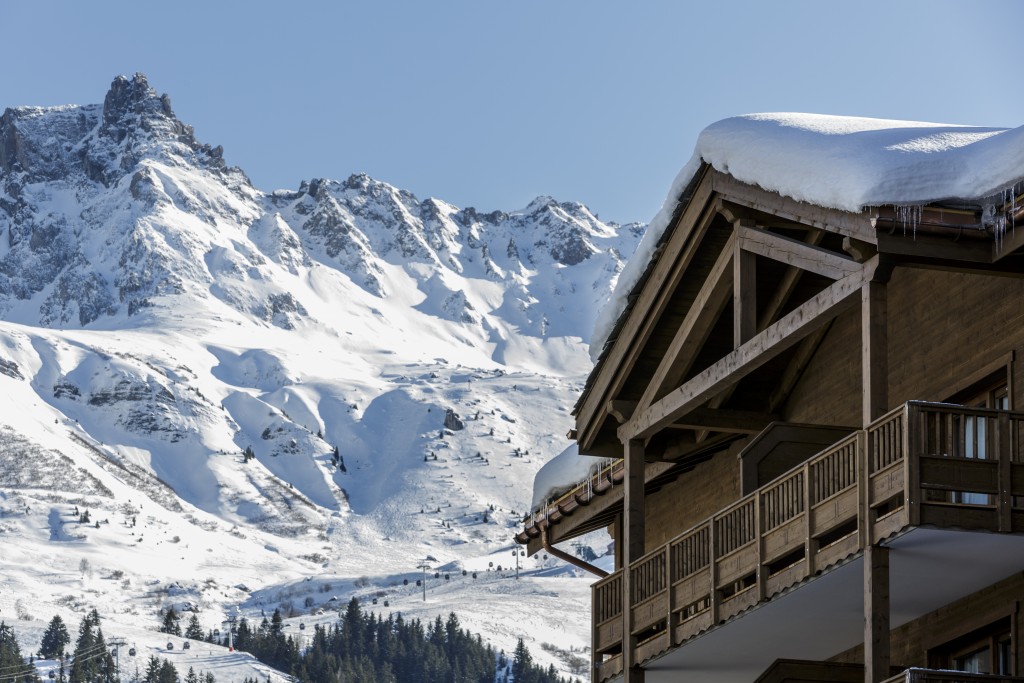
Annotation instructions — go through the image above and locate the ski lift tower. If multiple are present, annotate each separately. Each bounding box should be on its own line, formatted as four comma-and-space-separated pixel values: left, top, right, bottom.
415, 555, 438, 602
416, 560, 431, 602
222, 608, 239, 652
108, 637, 127, 678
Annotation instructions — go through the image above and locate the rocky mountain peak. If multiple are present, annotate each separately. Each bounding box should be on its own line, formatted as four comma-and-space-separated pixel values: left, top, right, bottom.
102, 72, 173, 133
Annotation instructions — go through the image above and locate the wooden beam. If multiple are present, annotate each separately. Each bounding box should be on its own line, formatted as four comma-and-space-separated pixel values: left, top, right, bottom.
876, 232, 991, 262
667, 406, 774, 434
634, 233, 736, 413
734, 228, 757, 347
712, 169, 878, 243
861, 281, 888, 426
623, 439, 646, 563
695, 229, 826, 444
737, 223, 860, 280
621, 258, 879, 441
575, 172, 716, 452
606, 400, 637, 425
864, 544, 891, 683
843, 236, 877, 262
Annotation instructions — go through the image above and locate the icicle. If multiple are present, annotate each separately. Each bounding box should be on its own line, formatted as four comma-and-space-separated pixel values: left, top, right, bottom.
895, 205, 922, 238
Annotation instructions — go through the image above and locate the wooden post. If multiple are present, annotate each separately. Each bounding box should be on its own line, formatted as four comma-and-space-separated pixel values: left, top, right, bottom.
734, 227, 757, 348
864, 544, 890, 683
862, 281, 888, 428
858, 430, 872, 547
905, 403, 921, 527
623, 439, 646, 683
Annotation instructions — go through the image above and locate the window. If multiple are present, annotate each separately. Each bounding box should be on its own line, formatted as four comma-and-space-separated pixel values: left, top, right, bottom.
943, 375, 1009, 505
931, 618, 1012, 675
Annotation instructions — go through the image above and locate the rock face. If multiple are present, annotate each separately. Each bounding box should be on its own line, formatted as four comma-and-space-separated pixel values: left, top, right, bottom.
0, 73, 642, 339
444, 408, 465, 431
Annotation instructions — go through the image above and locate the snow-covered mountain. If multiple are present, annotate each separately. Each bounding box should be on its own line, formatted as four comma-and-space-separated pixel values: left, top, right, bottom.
0, 73, 642, 676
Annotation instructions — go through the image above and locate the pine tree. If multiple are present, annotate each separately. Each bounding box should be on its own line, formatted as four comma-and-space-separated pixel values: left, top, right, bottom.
160, 607, 181, 636
0, 622, 39, 683
184, 614, 204, 641
144, 656, 161, 683
40, 615, 71, 659
512, 638, 533, 683
69, 614, 115, 683
156, 661, 177, 683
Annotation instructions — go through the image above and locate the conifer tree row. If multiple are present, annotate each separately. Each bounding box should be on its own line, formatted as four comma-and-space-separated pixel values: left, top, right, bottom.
223, 599, 574, 683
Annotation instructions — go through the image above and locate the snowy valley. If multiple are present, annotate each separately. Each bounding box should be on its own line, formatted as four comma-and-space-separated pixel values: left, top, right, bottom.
0, 74, 643, 681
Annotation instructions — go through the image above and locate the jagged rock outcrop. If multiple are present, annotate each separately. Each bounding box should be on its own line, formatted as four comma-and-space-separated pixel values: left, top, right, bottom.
0, 73, 642, 347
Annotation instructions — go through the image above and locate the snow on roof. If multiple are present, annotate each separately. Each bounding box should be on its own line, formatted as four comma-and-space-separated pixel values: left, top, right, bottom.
591, 113, 1024, 360
531, 442, 613, 511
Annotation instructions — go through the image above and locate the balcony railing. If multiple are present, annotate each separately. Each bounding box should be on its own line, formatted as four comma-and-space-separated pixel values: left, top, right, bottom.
883, 669, 1024, 683
592, 401, 1024, 683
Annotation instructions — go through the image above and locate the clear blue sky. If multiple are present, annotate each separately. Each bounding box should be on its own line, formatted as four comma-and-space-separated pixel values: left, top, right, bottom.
3, 1, 1020, 225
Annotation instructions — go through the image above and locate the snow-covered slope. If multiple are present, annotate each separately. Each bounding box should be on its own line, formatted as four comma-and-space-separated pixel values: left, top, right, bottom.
0, 73, 639, 676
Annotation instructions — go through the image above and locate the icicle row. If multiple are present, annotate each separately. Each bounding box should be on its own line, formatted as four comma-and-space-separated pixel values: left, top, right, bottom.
895, 204, 923, 238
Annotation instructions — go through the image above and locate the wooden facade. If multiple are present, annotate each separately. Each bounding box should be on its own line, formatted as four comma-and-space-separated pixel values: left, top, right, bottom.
518, 165, 1024, 683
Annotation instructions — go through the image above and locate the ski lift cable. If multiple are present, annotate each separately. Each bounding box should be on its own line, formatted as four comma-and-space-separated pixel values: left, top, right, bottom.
0, 663, 35, 682
0, 647, 121, 677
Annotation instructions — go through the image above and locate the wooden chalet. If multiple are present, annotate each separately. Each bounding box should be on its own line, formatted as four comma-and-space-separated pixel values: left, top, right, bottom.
517, 120, 1024, 683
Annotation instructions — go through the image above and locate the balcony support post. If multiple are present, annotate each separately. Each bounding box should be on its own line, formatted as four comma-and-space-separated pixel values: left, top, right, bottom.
623, 438, 646, 683
864, 543, 891, 683
861, 281, 888, 427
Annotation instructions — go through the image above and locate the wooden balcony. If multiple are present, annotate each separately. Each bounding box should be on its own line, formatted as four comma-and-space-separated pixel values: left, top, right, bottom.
592, 401, 1024, 683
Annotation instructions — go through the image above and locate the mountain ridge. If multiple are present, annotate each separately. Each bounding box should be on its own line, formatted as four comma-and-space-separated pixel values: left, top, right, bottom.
0, 72, 643, 678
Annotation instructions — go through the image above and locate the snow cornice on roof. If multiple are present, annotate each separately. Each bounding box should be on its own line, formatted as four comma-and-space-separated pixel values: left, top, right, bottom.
587, 113, 1024, 367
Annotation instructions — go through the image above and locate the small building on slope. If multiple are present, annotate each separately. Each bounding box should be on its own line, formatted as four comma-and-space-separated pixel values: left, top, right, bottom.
517, 113, 1024, 683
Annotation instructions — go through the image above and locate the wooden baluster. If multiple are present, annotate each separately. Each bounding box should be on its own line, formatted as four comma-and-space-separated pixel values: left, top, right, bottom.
666, 543, 674, 644
999, 412, 1012, 532
756, 490, 766, 602
804, 461, 815, 576
709, 519, 719, 625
